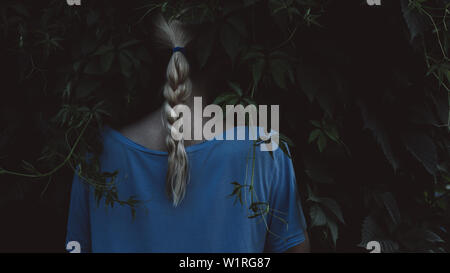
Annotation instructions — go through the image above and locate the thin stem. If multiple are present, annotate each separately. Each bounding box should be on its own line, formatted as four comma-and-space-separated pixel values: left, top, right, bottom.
270, 23, 299, 52
0, 114, 93, 178
421, 7, 448, 60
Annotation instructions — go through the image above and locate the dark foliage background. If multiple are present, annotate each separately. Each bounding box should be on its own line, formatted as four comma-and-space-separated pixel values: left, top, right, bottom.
0, 0, 449, 252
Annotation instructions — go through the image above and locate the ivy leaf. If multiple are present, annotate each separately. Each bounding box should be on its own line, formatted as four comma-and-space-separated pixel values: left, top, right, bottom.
380, 192, 401, 229
279, 141, 292, 159
359, 215, 385, 248
320, 197, 345, 224
402, 132, 438, 175
422, 230, 444, 244
308, 128, 321, 143
279, 133, 295, 147
317, 134, 327, 152
118, 39, 140, 50
213, 92, 239, 106
327, 218, 339, 246
21, 160, 37, 173
242, 46, 265, 62
229, 181, 244, 206
358, 101, 399, 171
228, 81, 243, 97
310, 120, 321, 128
310, 203, 327, 227
322, 119, 340, 143
400, 0, 428, 44
242, 97, 257, 106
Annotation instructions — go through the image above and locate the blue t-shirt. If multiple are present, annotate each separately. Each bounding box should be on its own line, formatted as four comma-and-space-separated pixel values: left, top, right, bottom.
66, 126, 307, 253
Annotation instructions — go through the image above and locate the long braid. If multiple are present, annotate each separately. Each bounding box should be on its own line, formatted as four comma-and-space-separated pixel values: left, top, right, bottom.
156, 16, 192, 207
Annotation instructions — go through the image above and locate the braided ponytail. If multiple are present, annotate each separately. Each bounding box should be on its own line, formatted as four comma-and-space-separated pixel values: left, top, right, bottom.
156, 16, 192, 207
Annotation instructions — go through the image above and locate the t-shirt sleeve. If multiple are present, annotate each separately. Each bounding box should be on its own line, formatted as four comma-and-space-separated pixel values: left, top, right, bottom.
65, 169, 92, 253
264, 145, 307, 253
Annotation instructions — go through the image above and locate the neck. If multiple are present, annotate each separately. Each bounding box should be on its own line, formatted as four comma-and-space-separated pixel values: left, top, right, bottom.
119, 81, 211, 151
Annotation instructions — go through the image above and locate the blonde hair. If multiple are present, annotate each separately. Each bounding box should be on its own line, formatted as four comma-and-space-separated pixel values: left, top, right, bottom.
156, 16, 192, 207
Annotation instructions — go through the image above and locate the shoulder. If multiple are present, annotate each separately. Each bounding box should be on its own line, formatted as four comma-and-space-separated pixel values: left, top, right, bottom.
212, 126, 289, 165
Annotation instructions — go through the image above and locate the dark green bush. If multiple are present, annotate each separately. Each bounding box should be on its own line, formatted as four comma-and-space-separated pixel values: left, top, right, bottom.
0, 0, 448, 252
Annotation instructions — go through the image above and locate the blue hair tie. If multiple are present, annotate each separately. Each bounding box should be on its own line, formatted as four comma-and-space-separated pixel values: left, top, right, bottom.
172, 46, 186, 54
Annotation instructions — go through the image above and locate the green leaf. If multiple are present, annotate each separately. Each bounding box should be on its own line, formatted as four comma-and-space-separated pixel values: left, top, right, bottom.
310, 204, 327, 227
400, 0, 428, 43
320, 197, 345, 224
306, 185, 321, 202
21, 160, 36, 172
279, 133, 295, 147
317, 134, 327, 152
327, 218, 338, 246
73, 60, 82, 72
242, 97, 257, 106
380, 192, 401, 228
402, 132, 438, 175
242, 46, 265, 62
229, 182, 244, 206
310, 120, 321, 128
279, 141, 291, 159
118, 39, 140, 50
359, 215, 385, 248
228, 82, 242, 97
423, 230, 444, 243
322, 120, 340, 143
308, 129, 321, 143
359, 101, 399, 171
213, 92, 239, 105
122, 50, 140, 68
228, 96, 240, 106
